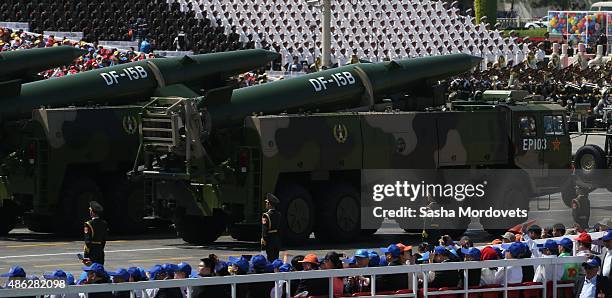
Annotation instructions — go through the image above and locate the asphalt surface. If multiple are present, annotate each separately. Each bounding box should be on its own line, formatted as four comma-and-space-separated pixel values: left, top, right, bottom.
0, 191, 609, 278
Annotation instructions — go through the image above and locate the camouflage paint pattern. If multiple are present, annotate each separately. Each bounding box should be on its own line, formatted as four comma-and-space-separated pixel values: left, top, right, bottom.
2, 106, 141, 216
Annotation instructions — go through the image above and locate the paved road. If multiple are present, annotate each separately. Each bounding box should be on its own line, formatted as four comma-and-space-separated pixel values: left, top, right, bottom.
0, 191, 609, 278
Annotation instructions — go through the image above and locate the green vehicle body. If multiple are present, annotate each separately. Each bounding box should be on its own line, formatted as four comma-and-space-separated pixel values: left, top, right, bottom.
135, 54, 574, 244
0, 106, 143, 234
0, 49, 279, 235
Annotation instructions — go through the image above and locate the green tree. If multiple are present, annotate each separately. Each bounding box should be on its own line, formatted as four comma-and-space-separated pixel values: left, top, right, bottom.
474, 0, 498, 26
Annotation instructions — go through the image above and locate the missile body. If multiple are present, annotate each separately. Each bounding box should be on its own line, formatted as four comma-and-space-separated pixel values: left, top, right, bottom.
0, 46, 86, 81
0, 49, 279, 121
208, 53, 483, 127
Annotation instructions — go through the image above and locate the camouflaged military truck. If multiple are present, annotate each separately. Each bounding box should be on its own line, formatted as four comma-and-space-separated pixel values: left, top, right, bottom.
0, 49, 278, 235
133, 55, 574, 244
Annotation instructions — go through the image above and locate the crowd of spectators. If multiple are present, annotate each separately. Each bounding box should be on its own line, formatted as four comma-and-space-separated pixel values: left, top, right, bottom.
0, 0, 249, 54
1, 221, 610, 297
0, 27, 154, 79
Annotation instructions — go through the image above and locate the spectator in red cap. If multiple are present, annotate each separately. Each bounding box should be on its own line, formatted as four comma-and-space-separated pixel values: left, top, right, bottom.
480, 246, 500, 285
577, 233, 594, 256
294, 254, 328, 296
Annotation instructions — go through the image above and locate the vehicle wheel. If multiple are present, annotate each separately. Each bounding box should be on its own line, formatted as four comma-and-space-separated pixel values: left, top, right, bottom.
230, 224, 260, 242
575, 145, 606, 184
0, 201, 18, 236
314, 183, 360, 243
480, 177, 529, 232
277, 183, 314, 245
102, 177, 146, 235
561, 178, 576, 208
60, 176, 103, 235
175, 214, 225, 245
528, 25, 536, 29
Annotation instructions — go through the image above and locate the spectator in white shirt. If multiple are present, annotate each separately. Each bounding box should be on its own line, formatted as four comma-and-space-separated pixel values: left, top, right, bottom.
534, 239, 564, 282
599, 230, 612, 278
495, 242, 523, 284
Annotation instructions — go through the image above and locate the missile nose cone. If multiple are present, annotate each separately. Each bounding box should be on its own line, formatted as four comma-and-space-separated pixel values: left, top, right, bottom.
469, 55, 483, 67
262, 49, 281, 61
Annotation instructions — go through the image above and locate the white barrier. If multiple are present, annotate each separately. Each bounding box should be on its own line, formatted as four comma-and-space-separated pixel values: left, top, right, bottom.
0, 256, 588, 298
0, 21, 29, 31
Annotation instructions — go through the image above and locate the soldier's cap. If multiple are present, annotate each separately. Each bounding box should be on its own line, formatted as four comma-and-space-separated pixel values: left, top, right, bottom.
583, 257, 601, 268
251, 255, 268, 269
501, 232, 516, 242
1, 266, 26, 278
89, 201, 103, 213
108, 268, 130, 281
82, 263, 106, 275
264, 193, 280, 205
176, 262, 192, 275
298, 254, 319, 265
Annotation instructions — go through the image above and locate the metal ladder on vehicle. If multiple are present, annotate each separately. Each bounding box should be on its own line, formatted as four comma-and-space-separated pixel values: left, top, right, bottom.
140, 97, 185, 153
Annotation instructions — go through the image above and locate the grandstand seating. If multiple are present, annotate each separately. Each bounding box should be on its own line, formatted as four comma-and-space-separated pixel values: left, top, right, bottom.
179, 0, 528, 68
0, 0, 248, 53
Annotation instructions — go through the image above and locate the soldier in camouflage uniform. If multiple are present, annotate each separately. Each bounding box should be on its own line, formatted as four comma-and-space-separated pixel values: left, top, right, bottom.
261, 193, 281, 261
83, 201, 108, 265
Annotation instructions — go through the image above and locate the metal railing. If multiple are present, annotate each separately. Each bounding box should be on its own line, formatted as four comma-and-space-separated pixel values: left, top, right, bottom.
0, 256, 588, 298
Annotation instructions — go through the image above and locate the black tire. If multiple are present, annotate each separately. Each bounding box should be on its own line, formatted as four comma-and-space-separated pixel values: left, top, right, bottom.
230, 224, 260, 242
575, 145, 606, 184
0, 201, 18, 236
102, 177, 146, 235
60, 176, 103, 235
277, 183, 315, 245
175, 214, 225, 245
480, 177, 529, 232
314, 184, 360, 243
561, 178, 576, 208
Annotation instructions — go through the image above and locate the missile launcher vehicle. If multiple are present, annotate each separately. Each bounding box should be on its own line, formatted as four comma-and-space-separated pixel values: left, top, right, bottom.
0, 48, 278, 235
132, 54, 573, 244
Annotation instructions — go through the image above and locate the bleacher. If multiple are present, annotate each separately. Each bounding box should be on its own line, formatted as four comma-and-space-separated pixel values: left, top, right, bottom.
0, 0, 248, 53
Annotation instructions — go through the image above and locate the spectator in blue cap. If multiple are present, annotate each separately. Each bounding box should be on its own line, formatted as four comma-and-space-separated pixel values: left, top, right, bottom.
1, 266, 26, 287
108, 269, 131, 298
377, 244, 409, 292
533, 240, 563, 282
81, 263, 111, 298
191, 257, 229, 298
44, 270, 79, 298
155, 264, 183, 298
227, 256, 249, 297
460, 247, 482, 286
599, 230, 612, 278
557, 238, 578, 282
248, 255, 275, 298
416, 251, 430, 264
346, 250, 373, 294
271, 259, 284, 272
161, 263, 178, 279
574, 256, 611, 297
421, 246, 460, 289
368, 250, 380, 267
494, 242, 523, 284
127, 267, 147, 282
145, 265, 164, 298
271, 264, 293, 298
175, 262, 191, 279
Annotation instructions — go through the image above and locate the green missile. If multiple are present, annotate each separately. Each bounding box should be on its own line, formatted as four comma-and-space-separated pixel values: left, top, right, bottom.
208, 53, 483, 127
0, 49, 279, 121
0, 46, 87, 81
